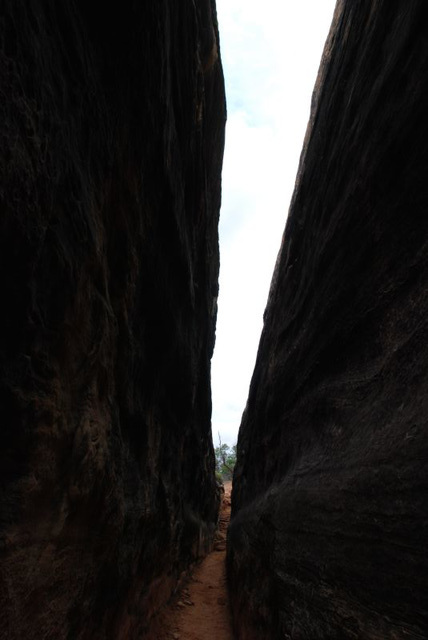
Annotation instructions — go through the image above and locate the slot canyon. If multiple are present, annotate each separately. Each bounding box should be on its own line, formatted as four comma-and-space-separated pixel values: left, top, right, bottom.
0, 1, 427, 639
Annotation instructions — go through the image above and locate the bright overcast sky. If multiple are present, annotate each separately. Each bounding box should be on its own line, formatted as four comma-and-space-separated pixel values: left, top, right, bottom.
211, 0, 337, 446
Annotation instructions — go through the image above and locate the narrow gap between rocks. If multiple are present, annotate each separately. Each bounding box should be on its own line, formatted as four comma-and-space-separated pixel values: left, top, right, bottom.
154, 482, 235, 640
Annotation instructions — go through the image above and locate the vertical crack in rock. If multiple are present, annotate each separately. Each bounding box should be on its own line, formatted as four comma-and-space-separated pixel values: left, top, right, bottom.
228, 1, 428, 638
0, 1, 225, 638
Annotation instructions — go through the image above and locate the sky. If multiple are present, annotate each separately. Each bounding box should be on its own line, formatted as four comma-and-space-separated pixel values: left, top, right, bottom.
211, 0, 337, 446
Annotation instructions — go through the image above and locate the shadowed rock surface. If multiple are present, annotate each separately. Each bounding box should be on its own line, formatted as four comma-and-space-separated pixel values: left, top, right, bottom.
0, 1, 225, 638
228, 1, 428, 638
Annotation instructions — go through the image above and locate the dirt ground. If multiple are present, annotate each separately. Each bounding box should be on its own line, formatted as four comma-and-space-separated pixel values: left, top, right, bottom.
154, 482, 235, 640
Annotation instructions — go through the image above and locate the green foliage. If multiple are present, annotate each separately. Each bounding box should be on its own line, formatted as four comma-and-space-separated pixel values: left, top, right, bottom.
214, 439, 237, 480
215, 470, 224, 485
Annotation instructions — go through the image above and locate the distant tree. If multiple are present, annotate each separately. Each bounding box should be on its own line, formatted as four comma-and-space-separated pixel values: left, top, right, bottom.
215, 432, 237, 481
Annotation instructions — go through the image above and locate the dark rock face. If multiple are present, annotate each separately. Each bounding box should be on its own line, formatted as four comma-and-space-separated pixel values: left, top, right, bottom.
0, 1, 225, 638
228, 1, 428, 638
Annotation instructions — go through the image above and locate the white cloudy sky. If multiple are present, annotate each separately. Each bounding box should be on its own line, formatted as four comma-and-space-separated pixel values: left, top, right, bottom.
211, 0, 337, 446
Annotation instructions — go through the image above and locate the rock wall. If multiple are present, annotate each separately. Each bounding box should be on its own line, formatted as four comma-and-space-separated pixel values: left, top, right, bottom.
228, 1, 428, 638
0, 1, 225, 638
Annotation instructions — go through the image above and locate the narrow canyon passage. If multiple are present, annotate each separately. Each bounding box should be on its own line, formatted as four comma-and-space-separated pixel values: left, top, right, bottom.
156, 483, 235, 640
4, 1, 428, 638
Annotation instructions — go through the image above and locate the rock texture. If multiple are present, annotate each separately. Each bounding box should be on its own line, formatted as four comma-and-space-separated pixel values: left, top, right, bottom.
0, 1, 225, 638
228, 1, 428, 638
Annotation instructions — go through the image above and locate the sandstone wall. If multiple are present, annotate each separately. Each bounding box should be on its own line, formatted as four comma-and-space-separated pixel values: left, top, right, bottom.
229, 2, 428, 638
0, 1, 225, 637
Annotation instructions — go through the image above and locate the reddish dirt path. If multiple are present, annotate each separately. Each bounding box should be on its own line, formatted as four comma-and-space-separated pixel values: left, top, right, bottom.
155, 482, 235, 640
